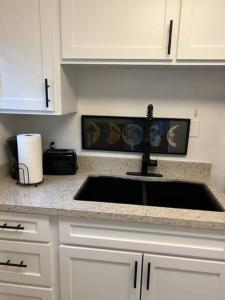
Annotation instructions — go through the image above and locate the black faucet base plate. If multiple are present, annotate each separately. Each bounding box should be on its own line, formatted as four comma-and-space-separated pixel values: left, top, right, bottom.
126, 172, 163, 177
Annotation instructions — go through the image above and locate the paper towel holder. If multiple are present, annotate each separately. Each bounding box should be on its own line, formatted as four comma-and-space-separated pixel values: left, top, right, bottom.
17, 163, 44, 187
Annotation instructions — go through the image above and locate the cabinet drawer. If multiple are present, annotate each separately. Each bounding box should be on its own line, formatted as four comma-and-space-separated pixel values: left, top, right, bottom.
59, 218, 225, 260
0, 283, 53, 300
0, 212, 50, 242
0, 240, 51, 286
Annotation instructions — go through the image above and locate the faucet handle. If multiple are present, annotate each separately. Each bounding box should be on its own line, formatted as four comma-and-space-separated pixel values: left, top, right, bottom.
149, 159, 157, 167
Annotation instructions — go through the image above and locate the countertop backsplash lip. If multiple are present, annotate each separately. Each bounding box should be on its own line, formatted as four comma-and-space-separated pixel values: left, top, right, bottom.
0, 155, 224, 231
77, 155, 212, 181
0, 155, 212, 181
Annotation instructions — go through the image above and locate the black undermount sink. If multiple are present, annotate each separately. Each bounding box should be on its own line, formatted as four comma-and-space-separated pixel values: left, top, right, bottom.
74, 176, 224, 212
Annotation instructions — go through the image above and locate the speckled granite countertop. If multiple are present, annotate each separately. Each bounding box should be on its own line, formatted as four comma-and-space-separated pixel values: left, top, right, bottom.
0, 155, 225, 230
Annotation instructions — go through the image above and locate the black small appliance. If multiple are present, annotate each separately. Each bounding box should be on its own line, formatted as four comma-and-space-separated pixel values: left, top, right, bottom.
43, 148, 78, 175
7, 136, 19, 180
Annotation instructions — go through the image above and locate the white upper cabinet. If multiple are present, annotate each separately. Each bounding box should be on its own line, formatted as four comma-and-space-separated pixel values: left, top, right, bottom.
0, 0, 54, 112
178, 0, 225, 60
61, 0, 181, 60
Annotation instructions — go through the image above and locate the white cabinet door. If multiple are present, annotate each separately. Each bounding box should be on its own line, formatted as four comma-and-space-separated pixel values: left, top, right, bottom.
0, 283, 53, 300
178, 0, 225, 60
61, 0, 180, 60
0, 0, 54, 111
142, 254, 225, 300
60, 246, 142, 300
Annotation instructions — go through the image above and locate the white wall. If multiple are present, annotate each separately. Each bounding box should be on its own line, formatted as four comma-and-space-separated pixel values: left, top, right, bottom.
11, 67, 225, 190
210, 112, 225, 191
0, 115, 19, 164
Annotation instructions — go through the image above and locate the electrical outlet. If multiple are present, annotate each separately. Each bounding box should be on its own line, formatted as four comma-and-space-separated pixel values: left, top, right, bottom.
190, 120, 200, 137
43, 139, 57, 150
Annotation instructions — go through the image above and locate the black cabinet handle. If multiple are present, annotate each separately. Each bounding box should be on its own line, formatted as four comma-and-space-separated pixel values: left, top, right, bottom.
0, 260, 27, 268
134, 261, 138, 289
168, 20, 173, 55
146, 262, 151, 290
45, 78, 50, 108
0, 223, 24, 230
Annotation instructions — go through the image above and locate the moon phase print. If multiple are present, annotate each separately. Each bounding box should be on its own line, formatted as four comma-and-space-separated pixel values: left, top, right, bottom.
82, 116, 190, 155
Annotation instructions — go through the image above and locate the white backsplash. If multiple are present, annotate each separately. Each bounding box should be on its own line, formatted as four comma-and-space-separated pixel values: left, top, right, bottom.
2, 67, 225, 191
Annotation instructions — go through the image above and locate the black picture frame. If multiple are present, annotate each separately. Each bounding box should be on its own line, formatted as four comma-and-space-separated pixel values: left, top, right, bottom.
82, 115, 190, 155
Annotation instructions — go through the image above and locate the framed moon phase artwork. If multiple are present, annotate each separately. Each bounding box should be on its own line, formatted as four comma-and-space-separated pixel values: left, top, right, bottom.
82, 116, 190, 155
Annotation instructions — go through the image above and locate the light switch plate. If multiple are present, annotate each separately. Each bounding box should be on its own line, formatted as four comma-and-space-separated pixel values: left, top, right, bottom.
190, 120, 200, 137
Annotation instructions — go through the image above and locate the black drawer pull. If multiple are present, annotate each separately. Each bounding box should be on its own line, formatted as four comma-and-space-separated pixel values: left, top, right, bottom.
168, 20, 173, 55
146, 262, 151, 290
0, 260, 27, 268
134, 261, 138, 289
0, 223, 25, 230
45, 78, 50, 108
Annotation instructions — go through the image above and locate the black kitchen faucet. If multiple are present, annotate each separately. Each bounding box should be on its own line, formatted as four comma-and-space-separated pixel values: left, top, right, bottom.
127, 104, 163, 177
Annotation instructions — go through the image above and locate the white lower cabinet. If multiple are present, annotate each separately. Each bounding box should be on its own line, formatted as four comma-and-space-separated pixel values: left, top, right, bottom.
0, 283, 53, 300
0, 213, 55, 300
59, 246, 142, 300
142, 254, 225, 300
59, 245, 225, 300
59, 219, 225, 300
0, 214, 225, 300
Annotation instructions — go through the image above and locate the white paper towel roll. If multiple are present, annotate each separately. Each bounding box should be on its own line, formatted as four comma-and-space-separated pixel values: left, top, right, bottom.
17, 134, 43, 185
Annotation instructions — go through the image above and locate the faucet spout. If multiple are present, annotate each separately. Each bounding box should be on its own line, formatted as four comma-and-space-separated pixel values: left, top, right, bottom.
141, 104, 158, 175
127, 104, 163, 178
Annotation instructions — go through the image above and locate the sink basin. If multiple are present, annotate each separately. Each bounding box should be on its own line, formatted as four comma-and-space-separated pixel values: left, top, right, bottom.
144, 181, 223, 211
75, 176, 143, 205
74, 176, 224, 212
